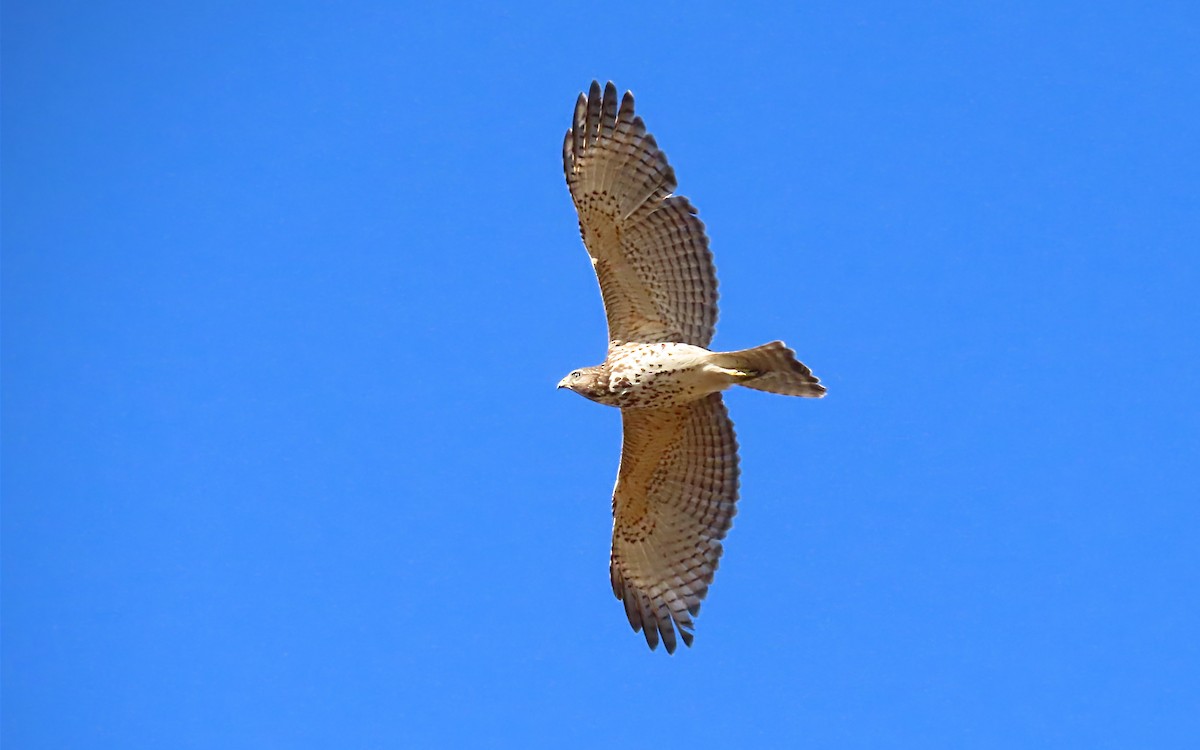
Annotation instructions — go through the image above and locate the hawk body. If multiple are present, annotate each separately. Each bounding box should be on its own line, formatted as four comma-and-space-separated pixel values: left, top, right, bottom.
559, 81, 825, 653
563, 342, 750, 409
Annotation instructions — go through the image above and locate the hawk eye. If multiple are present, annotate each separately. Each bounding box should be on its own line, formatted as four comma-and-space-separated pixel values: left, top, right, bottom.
571, 371, 582, 381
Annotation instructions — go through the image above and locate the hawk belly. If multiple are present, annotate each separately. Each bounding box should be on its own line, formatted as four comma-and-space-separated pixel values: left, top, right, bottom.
604, 342, 746, 409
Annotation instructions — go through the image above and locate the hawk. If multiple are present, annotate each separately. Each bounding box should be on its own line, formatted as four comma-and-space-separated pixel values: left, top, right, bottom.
558, 81, 825, 653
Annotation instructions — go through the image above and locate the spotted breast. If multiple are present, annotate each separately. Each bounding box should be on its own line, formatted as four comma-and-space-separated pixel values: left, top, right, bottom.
602, 343, 735, 408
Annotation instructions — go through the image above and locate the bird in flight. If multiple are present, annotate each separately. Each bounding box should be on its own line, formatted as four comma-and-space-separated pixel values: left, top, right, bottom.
558, 81, 825, 653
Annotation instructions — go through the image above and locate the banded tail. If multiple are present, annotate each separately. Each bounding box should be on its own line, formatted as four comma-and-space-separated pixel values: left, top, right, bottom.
711, 341, 825, 398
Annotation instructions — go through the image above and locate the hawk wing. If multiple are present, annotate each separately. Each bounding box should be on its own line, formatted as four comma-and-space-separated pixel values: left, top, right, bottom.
609, 393, 739, 653
564, 81, 719, 348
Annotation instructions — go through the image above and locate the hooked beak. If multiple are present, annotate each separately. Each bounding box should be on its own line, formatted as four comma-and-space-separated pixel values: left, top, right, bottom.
556, 376, 569, 390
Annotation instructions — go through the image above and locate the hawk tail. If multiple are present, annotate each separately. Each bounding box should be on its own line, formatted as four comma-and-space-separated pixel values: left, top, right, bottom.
713, 341, 825, 398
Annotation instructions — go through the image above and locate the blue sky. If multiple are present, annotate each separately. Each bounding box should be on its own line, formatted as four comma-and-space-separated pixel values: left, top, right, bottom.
4, 1, 1198, 747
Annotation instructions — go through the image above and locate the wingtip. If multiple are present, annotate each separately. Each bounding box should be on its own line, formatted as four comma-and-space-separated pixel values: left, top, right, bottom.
584, 80, 632, 104
643, 621, 660, 651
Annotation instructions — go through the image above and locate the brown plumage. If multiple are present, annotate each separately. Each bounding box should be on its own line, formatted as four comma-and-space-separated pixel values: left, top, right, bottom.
559, 81, 825, 653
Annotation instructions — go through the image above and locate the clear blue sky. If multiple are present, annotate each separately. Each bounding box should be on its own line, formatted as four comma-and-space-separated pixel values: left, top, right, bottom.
4, 2, 1198, 747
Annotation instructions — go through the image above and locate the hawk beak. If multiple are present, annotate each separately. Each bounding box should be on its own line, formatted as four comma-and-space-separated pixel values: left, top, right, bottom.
556, 377, 568, 389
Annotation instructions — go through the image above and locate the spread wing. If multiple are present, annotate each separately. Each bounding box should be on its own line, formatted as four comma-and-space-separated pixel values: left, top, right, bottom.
609, 393, 739, 653
564, 81, 719, 348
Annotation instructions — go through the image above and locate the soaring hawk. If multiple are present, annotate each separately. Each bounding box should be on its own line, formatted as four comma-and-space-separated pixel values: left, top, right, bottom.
558, 81, 825, 653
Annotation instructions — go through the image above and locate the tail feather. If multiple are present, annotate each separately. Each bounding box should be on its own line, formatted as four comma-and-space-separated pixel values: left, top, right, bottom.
711, 341, 825, 398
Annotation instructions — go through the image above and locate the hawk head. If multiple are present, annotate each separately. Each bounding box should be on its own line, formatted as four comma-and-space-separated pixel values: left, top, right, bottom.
557, 365, 610, 402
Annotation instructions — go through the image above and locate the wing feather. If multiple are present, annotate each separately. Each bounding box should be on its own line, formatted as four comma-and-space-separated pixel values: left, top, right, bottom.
564, 81, 719, 347
609, 393, 740, 653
